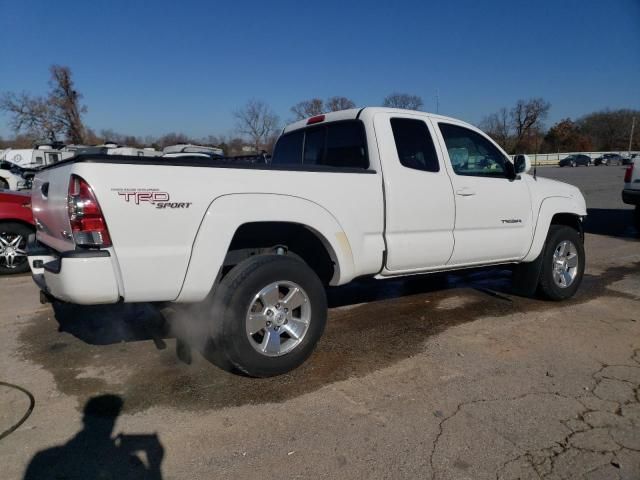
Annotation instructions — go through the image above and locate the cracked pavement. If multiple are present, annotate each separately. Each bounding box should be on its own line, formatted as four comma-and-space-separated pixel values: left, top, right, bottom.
0, 167, 639, 479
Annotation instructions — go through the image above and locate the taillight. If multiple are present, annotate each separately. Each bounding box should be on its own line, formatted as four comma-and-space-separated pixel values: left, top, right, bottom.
67, 175, 112, 247
624, 164, 633, 183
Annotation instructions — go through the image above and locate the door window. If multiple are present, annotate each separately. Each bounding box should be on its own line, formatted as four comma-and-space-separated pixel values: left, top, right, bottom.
439, 123, 509, 177
390, 118, 439, 172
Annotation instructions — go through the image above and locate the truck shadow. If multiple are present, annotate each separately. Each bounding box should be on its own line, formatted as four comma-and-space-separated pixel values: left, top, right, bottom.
49, 268, 512, 347
52, 302, 168, 346
584, 208, 638, 239
21, 262, 638, 414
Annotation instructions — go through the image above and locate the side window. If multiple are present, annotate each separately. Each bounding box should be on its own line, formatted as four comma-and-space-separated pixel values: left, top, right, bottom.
439, 123, 508, 177
390, 118, 439, 172
271, 130, 304, 165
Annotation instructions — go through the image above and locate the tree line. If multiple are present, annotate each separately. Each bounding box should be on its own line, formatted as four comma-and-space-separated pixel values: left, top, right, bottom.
1, 65, 637, 155
480, 99, 639, 154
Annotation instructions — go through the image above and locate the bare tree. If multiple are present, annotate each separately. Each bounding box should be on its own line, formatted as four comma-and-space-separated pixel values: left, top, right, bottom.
479, 107, 511, 150
382, 93, 424, 110
0, 65, 87, 143
48, 65, 87, 143
234, 99, 280, 152
0, 92, 59, 142
510, 98, 550, 149
325, 96, 356, 112
290, 98, 324, 120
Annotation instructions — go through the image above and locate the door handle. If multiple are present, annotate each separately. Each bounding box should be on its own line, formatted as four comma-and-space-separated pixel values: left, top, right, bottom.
456, 188, 476, 196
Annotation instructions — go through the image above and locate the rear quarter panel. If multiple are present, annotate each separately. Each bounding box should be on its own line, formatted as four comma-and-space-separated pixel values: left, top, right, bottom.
68, 161, 384, 302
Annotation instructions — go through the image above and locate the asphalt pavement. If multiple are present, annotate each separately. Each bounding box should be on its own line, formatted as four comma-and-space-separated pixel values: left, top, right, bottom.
0, 165, 638, 479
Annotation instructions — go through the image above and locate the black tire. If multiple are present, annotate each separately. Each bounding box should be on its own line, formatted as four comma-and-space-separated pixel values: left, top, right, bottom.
634, 206, 640, 231
207, 254, 327, 377
0, 178, 9, 190
571, 161, 576, 167
537, 225, 585, 301
0, 222, 32, 274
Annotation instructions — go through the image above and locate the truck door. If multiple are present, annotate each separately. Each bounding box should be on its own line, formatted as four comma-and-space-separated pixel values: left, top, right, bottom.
433, 121, 533, 265
374, 112, 455, 272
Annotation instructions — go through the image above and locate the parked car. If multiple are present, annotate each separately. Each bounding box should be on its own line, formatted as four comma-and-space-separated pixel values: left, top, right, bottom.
594, 153, 624, 166
558, 154, 592, 167
27, 107, 587, 377
622, 158, 640, 229
0, 190, 34, 274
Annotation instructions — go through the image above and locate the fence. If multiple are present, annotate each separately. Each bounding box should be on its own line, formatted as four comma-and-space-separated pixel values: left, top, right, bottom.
510, 151, 640, 166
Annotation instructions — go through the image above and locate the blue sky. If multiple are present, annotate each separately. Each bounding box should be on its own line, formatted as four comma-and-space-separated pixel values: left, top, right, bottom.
1, 0, 639, 139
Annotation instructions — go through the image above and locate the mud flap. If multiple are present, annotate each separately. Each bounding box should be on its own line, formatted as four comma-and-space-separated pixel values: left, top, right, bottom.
511, 252, 544, 297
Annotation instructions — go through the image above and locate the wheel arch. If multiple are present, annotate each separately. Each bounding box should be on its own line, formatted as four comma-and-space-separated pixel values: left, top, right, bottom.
0, 219, 36, 231
176, 193, 356, 302
522, 196, 586, 263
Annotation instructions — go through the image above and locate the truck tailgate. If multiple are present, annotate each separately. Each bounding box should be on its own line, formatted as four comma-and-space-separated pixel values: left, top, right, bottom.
31, 165, 76, 252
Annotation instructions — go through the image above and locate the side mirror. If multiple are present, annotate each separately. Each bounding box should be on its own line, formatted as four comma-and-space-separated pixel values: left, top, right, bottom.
504, 160, 516, 180
514, 154, 531, 174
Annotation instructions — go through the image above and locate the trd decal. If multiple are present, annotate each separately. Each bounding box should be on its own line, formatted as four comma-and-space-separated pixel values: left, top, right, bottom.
118, 191, 170, 204
112, 188, 192, 209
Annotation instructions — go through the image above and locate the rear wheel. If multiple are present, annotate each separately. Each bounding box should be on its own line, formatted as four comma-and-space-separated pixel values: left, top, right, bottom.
634, 206, 640, 231
571, 161, 577, 167
0, 222, 32, 274
0, 178, 9, 190
207, 254, 327, 377
537, 225, 585, 300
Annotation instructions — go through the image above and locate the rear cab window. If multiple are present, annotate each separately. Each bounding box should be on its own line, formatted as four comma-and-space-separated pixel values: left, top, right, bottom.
272, 120, 369, 170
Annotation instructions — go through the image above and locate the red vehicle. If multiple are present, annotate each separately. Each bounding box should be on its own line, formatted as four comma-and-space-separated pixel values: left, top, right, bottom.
0, 190, 34, 274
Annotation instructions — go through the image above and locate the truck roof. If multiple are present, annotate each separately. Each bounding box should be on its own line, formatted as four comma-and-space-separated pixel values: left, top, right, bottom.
282, 107, 472, 134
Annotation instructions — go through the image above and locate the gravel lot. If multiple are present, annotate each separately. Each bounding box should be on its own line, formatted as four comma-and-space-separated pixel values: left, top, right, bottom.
1, 165, 638, 479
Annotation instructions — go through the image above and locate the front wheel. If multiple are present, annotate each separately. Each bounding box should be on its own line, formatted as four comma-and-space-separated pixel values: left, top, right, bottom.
207, 254, 327, 377
634, 206, 640, 231
537, 225, 585, 300
571, 161, 577, 167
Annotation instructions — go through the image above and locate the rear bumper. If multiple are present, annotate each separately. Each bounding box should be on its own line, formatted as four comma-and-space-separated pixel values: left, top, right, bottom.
27, 236, 120, 305
622, 189, 640, 206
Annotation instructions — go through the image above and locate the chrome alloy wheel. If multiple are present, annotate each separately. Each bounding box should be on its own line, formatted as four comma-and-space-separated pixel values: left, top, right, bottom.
552, 240, 579, 288
245, 281, 311, 357
0, 232, 27, 269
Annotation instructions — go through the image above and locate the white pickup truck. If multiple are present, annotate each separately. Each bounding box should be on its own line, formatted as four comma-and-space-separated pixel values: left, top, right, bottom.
27, 108, 587, 376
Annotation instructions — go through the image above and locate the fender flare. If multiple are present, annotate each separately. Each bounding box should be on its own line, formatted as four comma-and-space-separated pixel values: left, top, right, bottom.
522, 196, 586, 262
176, 193, 355, 302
